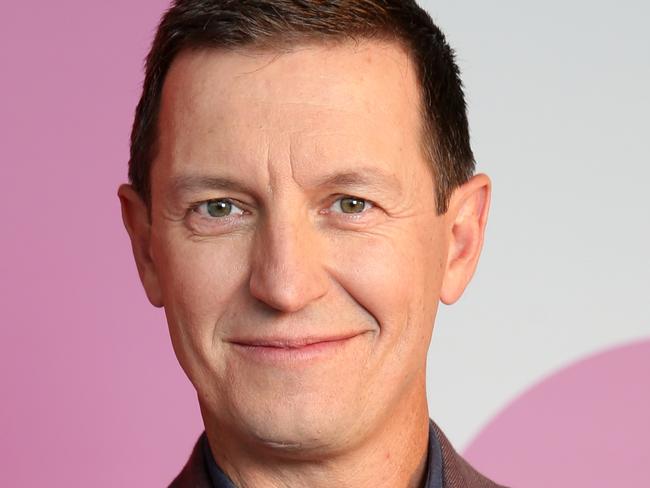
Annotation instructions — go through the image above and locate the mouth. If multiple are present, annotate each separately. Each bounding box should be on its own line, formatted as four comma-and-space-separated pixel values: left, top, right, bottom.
227, 332, 367, 364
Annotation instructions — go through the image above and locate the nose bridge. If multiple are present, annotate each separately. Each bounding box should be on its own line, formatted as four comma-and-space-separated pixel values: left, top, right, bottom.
265, 210, 307, 268
249, 200, 328, 312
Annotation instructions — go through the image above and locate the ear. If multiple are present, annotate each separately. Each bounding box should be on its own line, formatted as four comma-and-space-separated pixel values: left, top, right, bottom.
440, 174, 491, 305
117, 184, 164, 308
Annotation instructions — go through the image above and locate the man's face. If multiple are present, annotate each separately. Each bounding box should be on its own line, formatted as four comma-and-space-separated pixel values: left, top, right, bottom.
148, 40, 452, 451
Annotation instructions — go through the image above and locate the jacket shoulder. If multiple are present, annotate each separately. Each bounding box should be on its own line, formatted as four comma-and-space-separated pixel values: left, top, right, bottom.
168, 434, 212, 488
431, 421, 509, 488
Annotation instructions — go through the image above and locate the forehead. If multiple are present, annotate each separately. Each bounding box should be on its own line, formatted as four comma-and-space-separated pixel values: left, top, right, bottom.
156, 39, 426, 186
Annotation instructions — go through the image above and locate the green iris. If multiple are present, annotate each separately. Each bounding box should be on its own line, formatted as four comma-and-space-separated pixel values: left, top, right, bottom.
206, 200, 232, 218
340, 197, 366, 214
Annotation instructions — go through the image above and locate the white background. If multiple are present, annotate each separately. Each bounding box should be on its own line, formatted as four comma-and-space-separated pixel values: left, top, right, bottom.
422, 0, 650, 448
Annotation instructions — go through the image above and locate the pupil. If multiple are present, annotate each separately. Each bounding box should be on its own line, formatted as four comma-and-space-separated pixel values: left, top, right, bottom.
207, 200, 231, 217
342, 198, 365, 213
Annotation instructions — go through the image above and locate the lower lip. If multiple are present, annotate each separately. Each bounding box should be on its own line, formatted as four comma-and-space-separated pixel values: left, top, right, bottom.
231, 336, 359, 365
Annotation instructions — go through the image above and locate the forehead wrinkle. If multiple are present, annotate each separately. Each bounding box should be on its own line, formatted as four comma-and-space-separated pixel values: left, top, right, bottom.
220, 90, 390, 130
265, 139, 276, 196
289, 137, 297, 190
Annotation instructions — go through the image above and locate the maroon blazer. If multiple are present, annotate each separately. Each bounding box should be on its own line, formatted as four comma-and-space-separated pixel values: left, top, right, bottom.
169, 421, 506, 487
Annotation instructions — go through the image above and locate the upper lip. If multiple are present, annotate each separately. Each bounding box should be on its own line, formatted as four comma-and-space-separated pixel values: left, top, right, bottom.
228, 332, 364, 349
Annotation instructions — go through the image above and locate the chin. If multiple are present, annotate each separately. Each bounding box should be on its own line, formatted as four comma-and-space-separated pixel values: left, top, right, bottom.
246, 415, 357, 455
216, 385, 369, 456
195, 333, 379, 454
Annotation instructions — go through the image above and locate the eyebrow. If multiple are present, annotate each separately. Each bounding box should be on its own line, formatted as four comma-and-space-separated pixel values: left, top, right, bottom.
170, 174, 254, 198
313, 168, 402, 193
169, 167, 402, 198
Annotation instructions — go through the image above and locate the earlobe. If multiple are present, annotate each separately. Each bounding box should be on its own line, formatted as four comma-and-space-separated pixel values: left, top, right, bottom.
117, 184, 164, 308
439, 174, 491, 305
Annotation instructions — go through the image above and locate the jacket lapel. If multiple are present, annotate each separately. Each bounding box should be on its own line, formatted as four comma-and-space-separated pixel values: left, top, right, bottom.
431, 422, 507, 488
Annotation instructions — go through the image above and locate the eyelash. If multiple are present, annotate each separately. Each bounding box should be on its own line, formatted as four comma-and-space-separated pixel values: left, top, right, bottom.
191, 199, 247, 219
187, 195, 376, 224
323, 196, 374, 218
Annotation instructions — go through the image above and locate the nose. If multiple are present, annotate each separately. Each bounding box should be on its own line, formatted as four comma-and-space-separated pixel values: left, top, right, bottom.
248, 213, 329, 313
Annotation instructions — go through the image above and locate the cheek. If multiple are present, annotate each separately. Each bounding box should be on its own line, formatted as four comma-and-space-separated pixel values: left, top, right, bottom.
152, 230, 251, 362
327, 220, 445, 361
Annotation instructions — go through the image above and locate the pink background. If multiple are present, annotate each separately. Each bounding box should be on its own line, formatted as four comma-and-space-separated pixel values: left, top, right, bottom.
1, 1, 204, 486
2, 1, 648, 486
465, 340, 650, 487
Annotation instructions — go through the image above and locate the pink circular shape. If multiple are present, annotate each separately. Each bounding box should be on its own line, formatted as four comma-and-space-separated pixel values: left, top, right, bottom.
464, 339, 650, 487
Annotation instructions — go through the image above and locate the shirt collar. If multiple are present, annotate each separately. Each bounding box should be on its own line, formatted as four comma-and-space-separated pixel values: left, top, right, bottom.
202, 420, 444, 488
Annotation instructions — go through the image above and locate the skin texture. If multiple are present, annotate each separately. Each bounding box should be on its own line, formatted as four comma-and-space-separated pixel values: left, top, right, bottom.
119, 39, 490, 488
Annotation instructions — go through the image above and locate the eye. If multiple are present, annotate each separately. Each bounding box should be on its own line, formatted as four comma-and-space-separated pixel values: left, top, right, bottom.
194, 199, 245, 218
330, 196, 373, 214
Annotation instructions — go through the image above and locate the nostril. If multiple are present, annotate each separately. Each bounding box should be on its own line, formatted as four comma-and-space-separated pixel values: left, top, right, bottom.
248, 260, 328, 313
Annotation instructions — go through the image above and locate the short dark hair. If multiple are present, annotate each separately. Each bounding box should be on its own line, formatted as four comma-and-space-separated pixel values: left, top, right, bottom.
128, 0, 474, 214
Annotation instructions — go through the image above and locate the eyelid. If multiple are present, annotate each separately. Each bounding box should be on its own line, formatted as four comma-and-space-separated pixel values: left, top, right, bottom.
192, 198, 246, 218
327, 195, 374, 214
189, 196, 374, 217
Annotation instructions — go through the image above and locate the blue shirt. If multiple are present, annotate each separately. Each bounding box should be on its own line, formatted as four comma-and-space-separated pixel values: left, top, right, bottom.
202, 421, 444, 488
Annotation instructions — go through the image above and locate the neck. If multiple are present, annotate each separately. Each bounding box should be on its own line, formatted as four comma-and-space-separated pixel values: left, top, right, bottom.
201, 383, 431, 488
